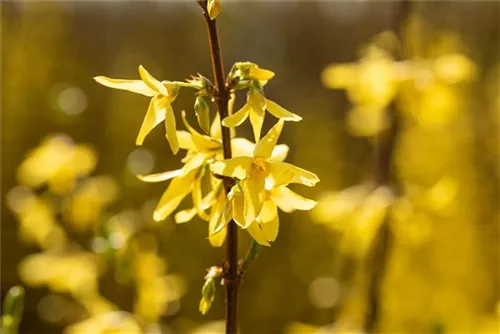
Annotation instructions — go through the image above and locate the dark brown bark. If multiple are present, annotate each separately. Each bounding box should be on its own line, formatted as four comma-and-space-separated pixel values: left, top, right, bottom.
197, 2, 239, 333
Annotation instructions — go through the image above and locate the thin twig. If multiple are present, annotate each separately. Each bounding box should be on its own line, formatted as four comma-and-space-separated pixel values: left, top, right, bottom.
365, 0, 410, 332
196, 1, 239, 333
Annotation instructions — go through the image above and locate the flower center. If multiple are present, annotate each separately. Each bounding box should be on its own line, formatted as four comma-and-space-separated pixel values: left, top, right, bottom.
252, 158, 268, 175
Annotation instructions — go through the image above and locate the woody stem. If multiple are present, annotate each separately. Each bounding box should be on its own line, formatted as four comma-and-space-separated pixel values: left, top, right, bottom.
197, 2, 239, 334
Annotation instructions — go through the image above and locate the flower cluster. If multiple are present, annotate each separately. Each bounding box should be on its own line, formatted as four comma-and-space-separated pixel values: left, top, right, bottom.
321, 32, 475, 136
7, 135, 185, 332
95, 62, 319, 246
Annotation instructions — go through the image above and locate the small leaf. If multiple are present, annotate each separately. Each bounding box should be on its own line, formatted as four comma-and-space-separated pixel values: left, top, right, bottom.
1, 285, 24, 334
195, 96, 211, 134
207, 0, 221, 20
199, 278, 216, 315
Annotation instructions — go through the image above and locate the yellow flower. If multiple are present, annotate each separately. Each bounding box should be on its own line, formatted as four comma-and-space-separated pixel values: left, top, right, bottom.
138, 112, 290, 233
210, 120, 319, 230
230, 62, 276, 82
231, 185, 317, 246
222, 89, 302, 142
223, 62, 301, 141
94, 65, 185, 154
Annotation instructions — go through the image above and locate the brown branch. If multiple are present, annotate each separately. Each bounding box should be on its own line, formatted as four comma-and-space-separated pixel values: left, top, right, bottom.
196, 1, 239, 333
365, 0, 411, 332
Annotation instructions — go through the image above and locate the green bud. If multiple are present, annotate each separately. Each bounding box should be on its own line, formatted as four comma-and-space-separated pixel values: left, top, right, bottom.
199, 278, 216, 315
1, 285, 25, 334
195, 96, 210, 134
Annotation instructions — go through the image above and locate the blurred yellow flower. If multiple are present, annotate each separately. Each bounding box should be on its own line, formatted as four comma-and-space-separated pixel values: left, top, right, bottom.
17, 135, 97, 194
19, 252, 99, 296
133, 251, 185, 323
94, 65, 184, 153
7, 186, 66, 249
63, 311, 142, 334
313, 183, 394, 257
63, 176, 118, 231
322, 32, 476, 134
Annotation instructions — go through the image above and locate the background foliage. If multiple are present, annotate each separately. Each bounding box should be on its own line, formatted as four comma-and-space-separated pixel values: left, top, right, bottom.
1, 1, 499, 333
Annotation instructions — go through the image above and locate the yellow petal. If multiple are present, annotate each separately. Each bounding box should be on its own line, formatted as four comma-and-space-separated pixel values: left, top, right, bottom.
93, 77, 156, 97
208, 196, 229, 239
137, 169, 183, 183
266, 99, 302, 122
246, 222, 270, 247
209, 113, 222, 139
249, 67, 275, 81
231, 186, 247, 228
253, 120, 284, 159
228, 93, 236, 118
242, 176, 265, 227
177, 130, 195, 150
209, 226, 226, 247
192, 168, 206, 217
209, 157, 252, 179
222, 103, 250, 128
136, 97, 165, 146
138, 65, 169, 96
269, 144, 289, 162
259, 200, 279, 242
182, 153, 208, 175
181, 111, 221, 151
165, 105, 179, 154
249, 107, 264, 143
197, 188, 219, 221
270, 186, 317, 213
268, 162, 319, 188
249, 89, 266, 141
153, 170, 196, 221
174, 208, 197, 224
231, 138, 255, 157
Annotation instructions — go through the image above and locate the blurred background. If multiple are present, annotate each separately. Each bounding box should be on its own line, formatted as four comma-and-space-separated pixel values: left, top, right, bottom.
1, 1, 499, 333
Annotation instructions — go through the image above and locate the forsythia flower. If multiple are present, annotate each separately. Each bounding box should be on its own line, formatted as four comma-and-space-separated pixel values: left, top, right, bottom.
231, 184, 318, 246
94, 65, 192, 154
223, 62, 302, 141
138, 113, 289, 246
210, 120, 319, 245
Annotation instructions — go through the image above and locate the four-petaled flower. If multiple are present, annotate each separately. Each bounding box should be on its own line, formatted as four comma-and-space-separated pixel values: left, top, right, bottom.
210, 119, 319, 240
94, 65, 194, 154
